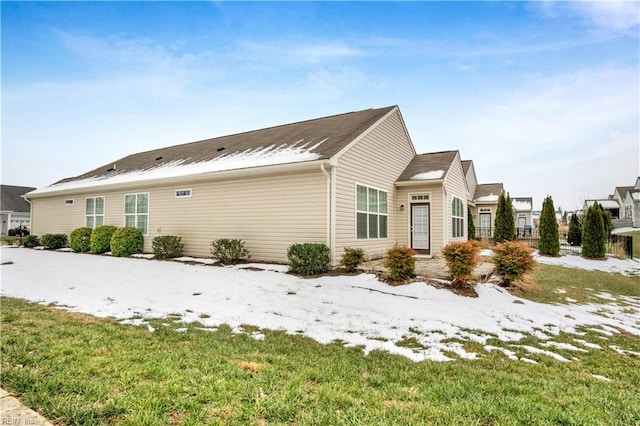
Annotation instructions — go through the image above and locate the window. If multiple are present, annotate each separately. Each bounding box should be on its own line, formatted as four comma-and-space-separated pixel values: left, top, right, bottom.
452, 197, 464, 238
356, 184, 387, 239
65, 199, 74, 205
411, 194, 430, 201
86, 197, 105, 228
175, 189, 192, 198
125, 193, 149, 235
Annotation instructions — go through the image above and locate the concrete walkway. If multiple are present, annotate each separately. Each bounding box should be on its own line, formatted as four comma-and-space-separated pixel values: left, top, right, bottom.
1, 388, 54, 426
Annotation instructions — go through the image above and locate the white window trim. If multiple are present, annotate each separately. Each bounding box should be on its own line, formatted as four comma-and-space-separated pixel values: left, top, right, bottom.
175, 188, 192, 198
355, 183, 388, 240
124, 193, 150, 236
85, 196, 105, 228
451, 196, 464, 238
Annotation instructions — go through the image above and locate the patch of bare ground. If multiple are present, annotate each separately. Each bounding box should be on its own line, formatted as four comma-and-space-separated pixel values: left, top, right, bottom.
499, 274, 538, 298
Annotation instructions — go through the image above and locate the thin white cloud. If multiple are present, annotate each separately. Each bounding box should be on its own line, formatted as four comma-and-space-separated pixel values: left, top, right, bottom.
235, 39, 368, 65
570, 1, 640, 35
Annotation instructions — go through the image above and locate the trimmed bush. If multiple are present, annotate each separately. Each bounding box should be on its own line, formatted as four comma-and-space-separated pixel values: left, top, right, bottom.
567, 213, 582, 247
211, 239, 250, 265
383, 245, 416, 281
22, 235, 40, 248
152, 235, 184, 259
69, 227, 93, 253
582, 203, 606, 259
7, 228, 16, 237
538, 195, 560, 256
340, 247, 365, 272
110, 227, 143, 257
494, 193, 515, 243
492, 241, 536, 287
41, 233, 68, 250
287, 243, 330, 275
442, 241, 480, 287
467, 206, 476, 240
90, 225, 117, 254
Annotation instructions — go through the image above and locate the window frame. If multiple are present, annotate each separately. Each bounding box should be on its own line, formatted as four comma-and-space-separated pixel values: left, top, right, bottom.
85, 196, 105, 228
175, 188, 192, 198
124, 193, 149, 236
355, 183, 388, 240
451, 196, 464, 238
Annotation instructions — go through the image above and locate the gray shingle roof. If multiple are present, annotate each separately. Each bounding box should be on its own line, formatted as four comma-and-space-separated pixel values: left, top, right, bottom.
461, 160, 472, 176
396, 150, 458, 182
1, 185, 36, 212
55, 106, 397, 185
473, 183, 504, 202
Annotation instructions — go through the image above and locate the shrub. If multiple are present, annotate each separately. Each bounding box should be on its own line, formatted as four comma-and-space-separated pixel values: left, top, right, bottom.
22, 235, 40, 248
340, 247, 365, 272
494, 193, 515, 243
152, 235, 184, 259
287, 243, 330, 275
41, 233, 68, 250
110, 227, 143, 257
567, 213, 582, 247
442, 241, 480, 287
467, 206, 476, 240
383, 245, 416, 281
582, 203, 606, 259
7, 228, 16, 237
211, 238, 250, 265
69, 227, 93, 253
538, 195, 560, 256
492, 241, 537, 287
90, 225, 117, 254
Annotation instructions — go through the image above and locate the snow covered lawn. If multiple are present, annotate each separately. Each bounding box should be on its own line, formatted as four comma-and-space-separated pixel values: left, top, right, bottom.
1, 247, 639, 363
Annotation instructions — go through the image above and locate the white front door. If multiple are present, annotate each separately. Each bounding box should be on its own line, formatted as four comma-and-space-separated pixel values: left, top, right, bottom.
411, 204, 430, 254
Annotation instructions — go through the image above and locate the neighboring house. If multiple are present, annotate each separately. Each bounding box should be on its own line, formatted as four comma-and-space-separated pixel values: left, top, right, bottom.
1, 185, 36, 235
26, 106, 471, 263
613, 177, 640, 228
511, 197, 533, 236
470, 183, 504, 238
584, 199, 621, 219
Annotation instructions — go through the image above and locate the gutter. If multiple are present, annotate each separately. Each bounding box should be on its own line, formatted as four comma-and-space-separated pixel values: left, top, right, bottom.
320, 163, 332, 263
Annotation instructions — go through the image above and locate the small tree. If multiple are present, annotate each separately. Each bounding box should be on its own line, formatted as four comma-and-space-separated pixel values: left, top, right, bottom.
539, 195, 560, 256
594, 203, 613, 237
567, 213, 582, 246
494, 193, 515, 243
467, 206, 476, 240
582, 203, 606, 258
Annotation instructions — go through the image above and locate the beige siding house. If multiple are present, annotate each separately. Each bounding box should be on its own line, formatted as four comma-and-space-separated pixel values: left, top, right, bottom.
27, 105, 470, 263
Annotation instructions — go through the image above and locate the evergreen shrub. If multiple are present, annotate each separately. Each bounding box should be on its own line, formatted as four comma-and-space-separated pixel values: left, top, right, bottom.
582, 204, 606, 259
567, 213, 582, 247
22, 235, 40, 248
41, 233, 68, 250
494, 193, 515, 243
383, 245, 416, 281
287, 243, 330, 275
442, 241, 480, 287
539, 195, 560, 256
90, 225, 117, 254
340, 247, 365, 272
492, 241, 536, 287
152, 235, 184, 259
110, 227, 143, 257
211, 239, 250, 265
69, 227, 93, 253
467, 206, 476, 240
7, 229, 16, 237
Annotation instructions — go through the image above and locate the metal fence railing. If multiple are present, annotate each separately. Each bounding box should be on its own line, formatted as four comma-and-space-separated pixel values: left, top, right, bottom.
473, 228, 633, 259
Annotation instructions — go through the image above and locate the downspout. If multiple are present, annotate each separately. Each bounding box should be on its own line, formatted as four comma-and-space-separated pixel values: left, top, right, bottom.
22, 194, 32, 235
320, 163, 333, 264
442, 185, 448, 249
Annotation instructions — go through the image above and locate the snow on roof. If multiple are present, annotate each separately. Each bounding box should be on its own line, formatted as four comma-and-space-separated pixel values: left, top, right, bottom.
29, 141, 324, 195
475, 194, 499, 202
586, 200, 620, 209
512, 200, 532, 211
410, 170, 445, 180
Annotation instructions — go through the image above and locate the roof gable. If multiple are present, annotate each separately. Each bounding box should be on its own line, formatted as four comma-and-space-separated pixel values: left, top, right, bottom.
30, 106, 396, 196
512, 197, 533, 211
1, 185, 36, 212
396, 150, 458, 182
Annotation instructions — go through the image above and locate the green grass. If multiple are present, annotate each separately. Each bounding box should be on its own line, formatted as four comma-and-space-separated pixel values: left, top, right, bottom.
617, 229, 640, 259
526, 264, 640, 305
2, 294, 640, 425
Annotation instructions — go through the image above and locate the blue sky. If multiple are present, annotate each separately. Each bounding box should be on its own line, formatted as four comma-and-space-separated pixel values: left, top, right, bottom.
2, 1, 639, 210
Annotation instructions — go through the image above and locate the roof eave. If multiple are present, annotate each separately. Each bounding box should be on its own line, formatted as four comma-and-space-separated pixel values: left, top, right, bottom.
395, 179, 445, 187
26, 159, 331, 199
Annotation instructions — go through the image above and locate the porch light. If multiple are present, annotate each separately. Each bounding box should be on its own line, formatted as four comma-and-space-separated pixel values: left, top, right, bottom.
400, 204, 405, 211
